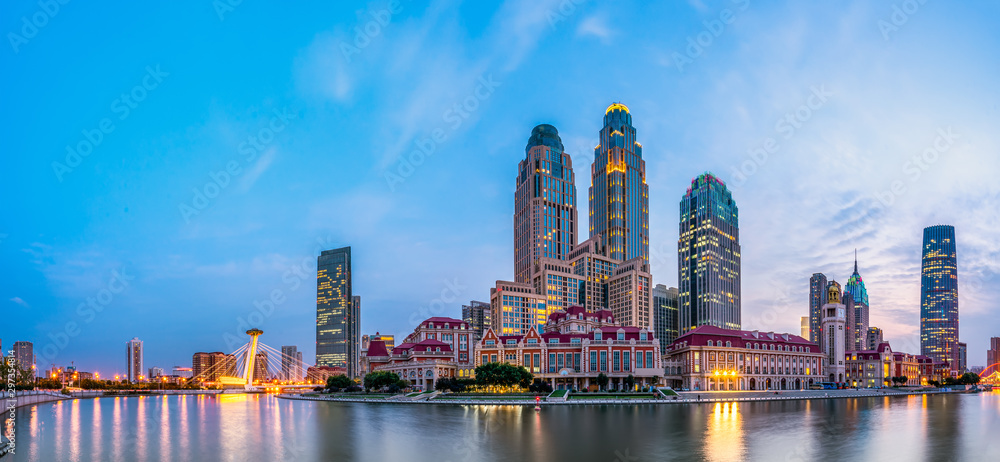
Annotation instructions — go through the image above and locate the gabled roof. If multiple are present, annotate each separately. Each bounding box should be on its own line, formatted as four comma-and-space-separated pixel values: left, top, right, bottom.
366, 340, 389, 358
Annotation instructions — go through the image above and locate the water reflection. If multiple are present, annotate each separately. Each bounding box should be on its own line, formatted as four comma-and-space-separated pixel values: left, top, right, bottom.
705, 402, 743, 462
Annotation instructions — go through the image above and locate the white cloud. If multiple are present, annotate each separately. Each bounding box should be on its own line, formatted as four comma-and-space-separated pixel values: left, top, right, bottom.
9, 297, 29, 308
576, 15, 613, 40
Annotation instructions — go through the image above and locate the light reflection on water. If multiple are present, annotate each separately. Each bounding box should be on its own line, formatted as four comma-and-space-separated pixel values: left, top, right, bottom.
4, 392, 999, 461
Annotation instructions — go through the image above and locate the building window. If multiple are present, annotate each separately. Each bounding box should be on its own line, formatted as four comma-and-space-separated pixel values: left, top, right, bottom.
549, 354, 556, 373
549, 338, 559, 344
590, 351, 598, 371
707, 340, 713, 347
574, 353, 581, 372
485, 340, 495, 346
617, 332, 625, 341
600, 351, 608, 371
527, 338, 538, 344
490, 354, 497, 363
637, 351, 644, 368
646, 351, 653, 369
640, 332, 647, 341
726, 341, 732, 348
533, 354, 540, 374
613, 351, 621, 372
595, 332, 602, 341
623, 351, 631, 371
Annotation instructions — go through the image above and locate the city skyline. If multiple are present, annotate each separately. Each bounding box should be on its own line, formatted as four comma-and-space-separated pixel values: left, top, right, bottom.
3, 2, 1000, 375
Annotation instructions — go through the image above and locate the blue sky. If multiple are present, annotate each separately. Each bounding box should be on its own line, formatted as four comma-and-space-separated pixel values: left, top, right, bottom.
2, 0, 998, 376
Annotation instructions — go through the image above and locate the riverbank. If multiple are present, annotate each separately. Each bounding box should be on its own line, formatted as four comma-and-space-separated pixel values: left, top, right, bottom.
277, 387, 951, 406
7, 389, 225, 410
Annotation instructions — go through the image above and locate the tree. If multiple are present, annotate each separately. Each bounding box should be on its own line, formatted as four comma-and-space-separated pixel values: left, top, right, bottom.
528, 378, 552, 394
959, 372, 980, 385
474, 362, 532, 391
596, 373, 609, 391
0, 359, 36, 390
883, 377, 892, 387
624, 375, 636, 391
363, 371, 403, 391
326, 374, 353, 391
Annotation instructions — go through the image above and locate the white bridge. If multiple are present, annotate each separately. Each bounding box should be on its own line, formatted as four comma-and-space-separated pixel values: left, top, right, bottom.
191, 329, 318, 392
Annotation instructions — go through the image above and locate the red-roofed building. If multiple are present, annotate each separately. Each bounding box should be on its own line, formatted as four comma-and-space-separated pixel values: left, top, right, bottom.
477, 307, 661, 390
663, 325, 825, 391
845, 343, 936, 388
368, 317, 475, 390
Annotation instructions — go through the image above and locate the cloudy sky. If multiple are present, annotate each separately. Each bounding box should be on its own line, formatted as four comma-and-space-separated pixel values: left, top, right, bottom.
2, 0, 998, 376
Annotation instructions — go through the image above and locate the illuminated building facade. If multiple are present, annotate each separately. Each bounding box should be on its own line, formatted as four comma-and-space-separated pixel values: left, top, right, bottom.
373, 317, 474, 390
800, 316, 810, 339
12, 341, 33, 372
866, 327, 883, 351
126, 337, 143, 382
514, 124, 578, 284
843, 254, 870, 351
678, 173, 741, 333
280, 345, 304, 381
192, 352, 236, 382
461, 300, 491, 341
919, 225, 959, 372
957, 342, 967, 373
988, 337, 1000, 368
808, 273, 827, 344
653, 284, 680, 351
317, 247, 361, 377
820, 282, 847, 383
490, 280, 548, 335
589, 103, 649, 265
663, 325, 823, 391
477, 307, 661, 390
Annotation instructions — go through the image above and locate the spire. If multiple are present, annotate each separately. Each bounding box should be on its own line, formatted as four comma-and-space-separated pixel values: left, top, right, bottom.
854, 249, 858, 274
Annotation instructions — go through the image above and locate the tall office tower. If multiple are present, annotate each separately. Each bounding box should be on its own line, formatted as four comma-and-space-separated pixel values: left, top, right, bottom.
317, 247, 361, 377
12, 341, 33, 372
678, 173, 741, 333
867, 327, 884, 351
987, 337, 1000, 368
490, 280, 548, 335
514, 124, 578, 284
821, 281, 847, 383
843, 253, 870, 351
800, 317, 810, 339
126, 337, 143, 382
281, 345, 299, 381
295, 351, 303, 380
653, 284, 680, 351
957, 342, 967, 373
919, 225, 959, 371
808, 273, 828, 344
608, 257, 653, 329
589, 103, 649, 265
462, 300, 492, 341
251, 350, 270, 382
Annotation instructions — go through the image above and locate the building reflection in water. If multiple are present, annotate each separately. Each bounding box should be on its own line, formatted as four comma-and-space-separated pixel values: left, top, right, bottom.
705, 402, 744, 462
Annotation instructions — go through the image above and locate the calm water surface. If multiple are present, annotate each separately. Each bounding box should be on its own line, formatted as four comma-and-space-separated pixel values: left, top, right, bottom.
5, 392, 999, 461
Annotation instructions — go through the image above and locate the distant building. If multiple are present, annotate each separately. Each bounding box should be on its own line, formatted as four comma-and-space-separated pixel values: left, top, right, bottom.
920, 225, 959, 372
663, 326, 823, 391
461, 301, 492, 341
808, 273, 828, 344
13, 341, 33, 372
252, 350, 269, 383
987, 337, 1000, 368
375, 317, 475, 391
192, 352, 236, 382
172, 366, 193, 378
316, 247, 361, 377
821, 282, 847, 383
800, 317, 809, 339
845, 343, 934, 388
147, 367, 164, 379
957, 342, 967, 374
281, 345, 302, 381
126, 337, 143, 382
867, 327, 884, 351
843, 254, 870, 351
306, 366, 347, 384
653, 285, 680, 351
490, 280, 548, 336
678, 173, 741, 333
361, 333, 395, 352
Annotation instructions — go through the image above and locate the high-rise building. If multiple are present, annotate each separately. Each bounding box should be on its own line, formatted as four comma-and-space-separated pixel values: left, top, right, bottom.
147, 367, 164, 379
867, 327, 884, 351
920, 225, 959, 371
12, 341, 33, 372
957, 342, 967, 374
281, 345, 300, 381
678, 173, 741, 333
987, 337, 1000, 368
821, 281, 847, 383
252, 350, 270, 383
490, 280, 548, 335
295, 351, 303, 380
461, 300, 492, 341
317, 247, 361, 377
843, 253, 870, 351
514, 124, 578, 284
589, 103, 649, 265
192, 352, 236, 382
800, 316, 810, 339
808, 273, 828, 344
126, 337, 143, 382
653, 285, 680, 351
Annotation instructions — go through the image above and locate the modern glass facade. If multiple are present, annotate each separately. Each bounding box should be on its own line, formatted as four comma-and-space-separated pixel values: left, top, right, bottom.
514, 124, 577, 284
652, 284, 679, 351
843, 255, 870, 351
919, 225, 959, 371
316, 247, 360, 376
678, 173, 741, 333
589, 103, 649, 265
808, 273, 827, 344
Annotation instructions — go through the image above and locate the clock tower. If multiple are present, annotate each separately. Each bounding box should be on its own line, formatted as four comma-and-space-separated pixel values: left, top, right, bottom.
821, 281, 847, 383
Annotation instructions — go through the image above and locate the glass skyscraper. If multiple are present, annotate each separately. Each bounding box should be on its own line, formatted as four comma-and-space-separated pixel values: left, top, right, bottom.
843, 254, 870, 351
317, 247, 360, 376
514, 124, 577, 284
808, 273, 828, 344
652, 284, 679, 351
589, 103, 649, 265
920, 225, 959, 371
678, 173, 741, 333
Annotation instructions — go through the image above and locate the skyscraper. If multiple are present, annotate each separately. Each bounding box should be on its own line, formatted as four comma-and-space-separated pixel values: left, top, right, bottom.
462, 300, 492, 341
678, 173, 741, 333
867, 327, 883, 351
800, 316, 810, 339
589, 103, 649, 265
920, 225, 959, 371
843, 252, 870, 351
987, 337, 999, 368
281, 345, 299, 381
514, 124, 578, 284
821, 281, 847, 383
808, 273, 828, 344
13, 341, 33, 373
652, 284, 680, 351
957, 342, 967, 374
317, 247, 361, 377
126, 337, 143, 382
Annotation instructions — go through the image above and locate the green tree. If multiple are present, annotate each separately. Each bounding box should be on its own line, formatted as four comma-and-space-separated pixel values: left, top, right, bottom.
959, 372, 980, 385
474, 362, 532, 391
596, 373, 609, 391
326, 374, 353, 391
624, 375, 636, 391
363, 371, 403, 391
528, 378, 552, 394
0, 358, 36, 390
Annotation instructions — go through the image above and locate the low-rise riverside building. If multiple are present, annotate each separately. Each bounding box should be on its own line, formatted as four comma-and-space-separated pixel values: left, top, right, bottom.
368, 317, 475, 390
476, 306, 662, 391
844, 343, 935, 387
663, 326, 825, 391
